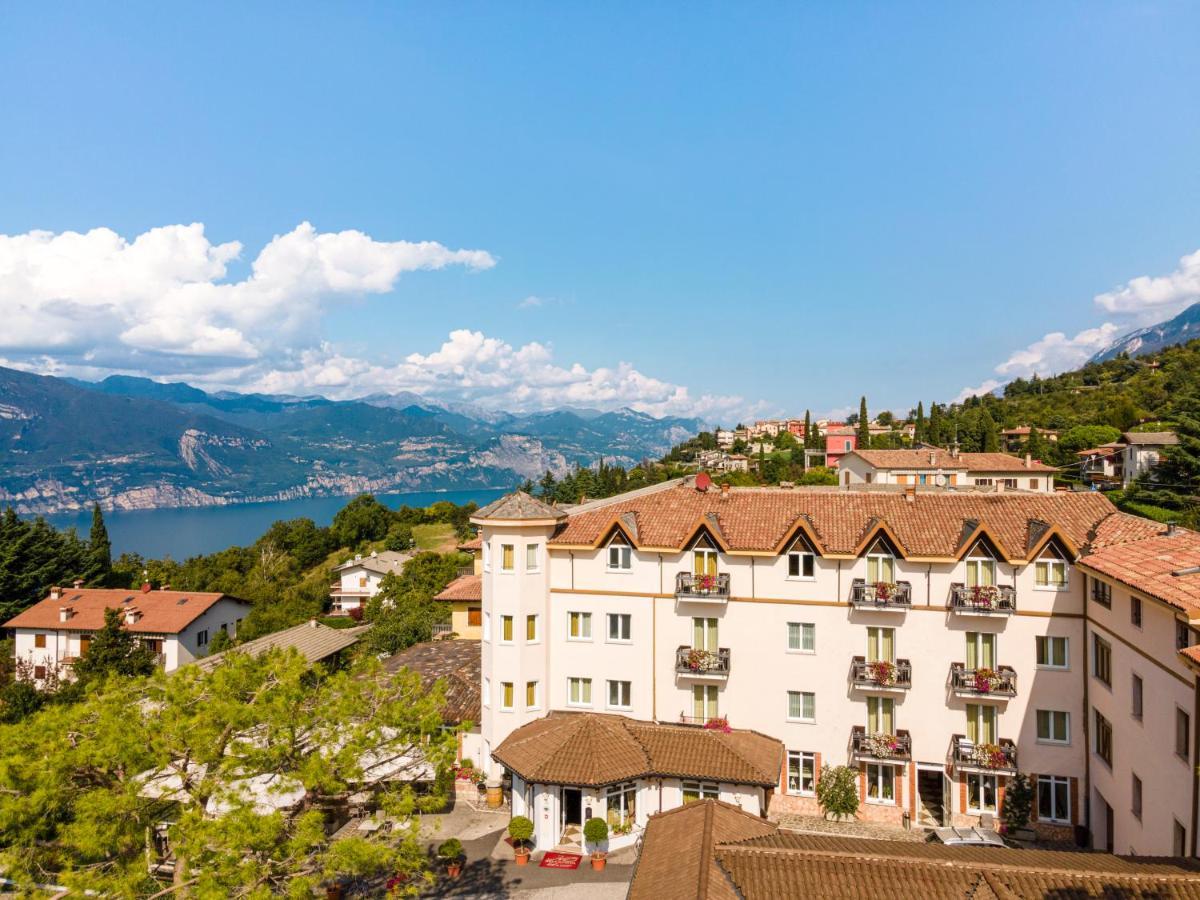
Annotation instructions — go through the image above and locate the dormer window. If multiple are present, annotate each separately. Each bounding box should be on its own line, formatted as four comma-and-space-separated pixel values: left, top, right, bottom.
786, 534, 816, 580
692, 534, 719, 577
966, 541, 997, 588
607, 534, 632, 571
865, 537, 895, 584
1035, 544, 1069, 590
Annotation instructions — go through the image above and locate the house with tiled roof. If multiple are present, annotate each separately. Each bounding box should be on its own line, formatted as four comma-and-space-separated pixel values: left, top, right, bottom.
4, 583, 251, 684
1121, 430, 1180, 487
432, 573, 483, 639
329, 549, 411, 615
838, 448, 1058, 491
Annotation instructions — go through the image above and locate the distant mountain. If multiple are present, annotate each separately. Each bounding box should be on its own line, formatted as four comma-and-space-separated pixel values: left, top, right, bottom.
0, 367, 704, 515
1089, 302, 1200, 364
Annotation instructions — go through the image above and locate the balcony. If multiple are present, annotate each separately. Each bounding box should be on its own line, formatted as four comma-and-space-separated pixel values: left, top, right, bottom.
850, 656, 912, 692
948, 584, 1016, 615
949, 663, 1017, 698
432, 623, 454, 638
675, 645, 731, 679
678, 714, 730, 730
951, 735, 1017, 773
850, 726, 912, 762
850, 578, 912, 611
675, 572, 731, 603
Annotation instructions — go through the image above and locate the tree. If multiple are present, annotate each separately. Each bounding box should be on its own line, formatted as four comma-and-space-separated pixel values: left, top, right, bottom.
1002, 772, 1034, 834
856, 397, 870, 450
70, 607, 158, 685
803, 410, 814, 449
385, 523, 414, 552
927, 403, 944, 447
1025, 426, 1050, 463
85, 503, 113, 586
914, 402, 926, 444
538, 470, 557, 500
331, 494, 393, 548
978, 409, 999, 452
363, 553, 466, 656
797, 466, 839, 486
1129, 392, 1200, 523
815, 764, 859, 820
0, 649, 457, 895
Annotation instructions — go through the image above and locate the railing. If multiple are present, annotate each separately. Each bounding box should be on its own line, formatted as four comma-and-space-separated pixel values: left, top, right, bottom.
678, 714, 730, 729
949, 583, 1017, 613
850, 726, 912, 761
850, 656, 912, 689
951, 735, 1017, 772
675, 645, 732, 677
456, 566, 475, 578
949, 663, 1017, 697
675, 572, 731, 600
432, 623, 454, 637
850, 579, 913, 609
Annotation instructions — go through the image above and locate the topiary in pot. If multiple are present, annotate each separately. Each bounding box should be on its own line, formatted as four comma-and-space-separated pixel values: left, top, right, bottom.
583, 817, 609, 870
438, 838, 464, 878
815, 764, 860, 821
508, 816, 534, 865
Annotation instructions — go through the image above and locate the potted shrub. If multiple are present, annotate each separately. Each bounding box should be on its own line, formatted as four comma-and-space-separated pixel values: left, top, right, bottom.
815, 764, 860, 821
868, 660, 896, 686
583, 817, 609, 870
438, 838, 464, 878
508, 815, 534, 865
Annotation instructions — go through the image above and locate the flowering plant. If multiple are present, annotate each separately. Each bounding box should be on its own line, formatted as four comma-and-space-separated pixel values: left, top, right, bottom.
612, 821, 634, 836
703, 717, 732, 733
863, 732, 901, 759
971, 742, 1009, 769
686, 649, 721, 672
969, 585, 999, 608
696, 573, 717, 593
873, 581, 896, 601
868, 660, 897, 686
972, 667, 1002, 693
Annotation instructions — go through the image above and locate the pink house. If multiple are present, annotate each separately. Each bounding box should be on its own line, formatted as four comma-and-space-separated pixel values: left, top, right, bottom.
824, 426, 857, 468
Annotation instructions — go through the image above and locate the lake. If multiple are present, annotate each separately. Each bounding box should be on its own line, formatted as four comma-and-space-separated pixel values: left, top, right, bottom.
43, 488, 509, 559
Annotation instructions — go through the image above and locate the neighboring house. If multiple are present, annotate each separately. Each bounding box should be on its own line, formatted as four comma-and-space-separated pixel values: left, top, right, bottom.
1001, 425, 1060, 452
838, 448, 1057, 492
723, 453, 749, 473
382, 639, 482, 765
193, 619, 369, 672
628, 799, 1200, 899
823, 426, 858, 468
494, 711, 782, 853
471, 479, 1200, 855
3, 585, 250, 684
433, 574, 483, 639
714, 428, 736, 449
329, 550, 410, 615
1078, 443, 1125, 486
1121, 431, 1180, 488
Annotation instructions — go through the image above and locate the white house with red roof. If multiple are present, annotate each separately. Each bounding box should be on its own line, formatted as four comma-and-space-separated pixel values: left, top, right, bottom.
838, 448, 1057, 492
3, 583, 251, 685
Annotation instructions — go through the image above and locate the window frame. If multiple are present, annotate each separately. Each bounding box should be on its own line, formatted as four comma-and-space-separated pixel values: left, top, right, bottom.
567, 676, 593, 708
1036, 709, 1070, 745
607, 679, 633, 711
786, 690, 816, 724
1091, 577, 1112, 609
525, 614, 539, 644
1037, 775, 1071, 824
786, 621, 816, 654
1177, 707, 1191, 761
1178, 621, 1192, 652
567, 611, 592, 641
1131, 773, 1143, 820
1131, 673, 1143, 721
525, 680, 539, 711
606, 612, 632, 643
500, 543, 515, 573
681, 781, 719, 804
33, 633, 46, 649
864, 763, 896, 805
1034, 544, 1069, 591
500, 681, 514, 712
785, 534, 817, 581
967, 772, 999, 814
1092, 634, 1112, 688
606, 533, 633, 572
1094, 709, 1113, 767
1035, 635, 1069, 670
500, 615, 514, 644
786, 750, 817, 796
525, 543, 540, 573
1130, 595, 1142, 628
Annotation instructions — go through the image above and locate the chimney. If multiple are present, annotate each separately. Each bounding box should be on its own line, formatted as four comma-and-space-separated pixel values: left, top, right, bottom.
141, 582, 152, 593
309, 618, 319, 628
928, 452, 936, 466
720, 482, 731, 496
159, 583, 170, 591
779, 481, 794, 490
995, 480, 1005, 494
905, 485, 916, 503
1024, 453, 1031, 469
125, 606, 141, 625
1167, 521, 1178, 537
72, 579, 83, 589
59, 606, 72, 623
49, 586, 62, 600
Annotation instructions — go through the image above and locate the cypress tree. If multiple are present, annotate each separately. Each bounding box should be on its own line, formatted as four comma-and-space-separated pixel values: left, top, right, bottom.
803, 410, 813, 449
914, 402, 926, 444
857, 397, 870, 450
927, 403, 943, 447
86, 503, 112, 586
979, 409, 999, 452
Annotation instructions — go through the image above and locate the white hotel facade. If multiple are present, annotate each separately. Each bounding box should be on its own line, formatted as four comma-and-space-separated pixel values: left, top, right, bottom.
470, 479, 1200, 856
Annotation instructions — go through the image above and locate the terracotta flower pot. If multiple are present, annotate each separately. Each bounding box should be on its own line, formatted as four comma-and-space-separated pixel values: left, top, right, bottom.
446, 861, 462, 878
514, 848, 530, 866
591, 854, 607, 871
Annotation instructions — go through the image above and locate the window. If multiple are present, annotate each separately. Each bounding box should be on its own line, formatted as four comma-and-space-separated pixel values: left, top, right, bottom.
33, 665, 46, 680
482, 541, 491, 572
607, 613, 631, 642
865, 764, 895, 804
1036, 635, 1068, 669
692, 534, 719, 577
1028, 478, 1038, 490
966, 703, 997, 745
607, 680, 632, 710
867, 696, 894, 735
965, 631, 996, 670
521, 614, 536, 642
567, 677, 593, 707
606, 534, 632, 571
965, 541, 996, 588
500, 615, 514, 643
1177, 708, 1191, 760
787, 690, 816, 723
500, 544, 515, 572
786, 534, 816, 579
1094, 709, 1113, 767
1132, 674, 1143, 720
33, 632, 46, 649
500, 682, 514, 711
483, 676, 490, 707
568, 611, 592, 640
1131, 774, 1142, 820
196, 630, 208, 647
525, 543, 539, 572
692, 617, 718, 651
967, 773, 998, 813
359, 575, 368, 589
1037, 775, 1070, 824
682, 781, 719, 804
1091, 578, 1112, 608
483, 611, 491, 640
867, 627, 895, 663
787, 622, 815, 653
525, 681, 539, 710
787, 751, 816, 795
976, 478, 993, 487
468, 607, 482, 627
693, 684, 718, 721
1175, 821, 1188, 857
865, 538, 895, 583
1035, 544, 1068, 589
1178, 621, 1192, 651
1130, 595, 1141, 627
606, 782, 637, 828
1092, 634, 1112, 687
1036, 710, 1070, 744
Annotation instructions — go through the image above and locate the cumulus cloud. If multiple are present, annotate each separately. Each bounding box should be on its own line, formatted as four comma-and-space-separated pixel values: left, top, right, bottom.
1094, 248, 1200, 322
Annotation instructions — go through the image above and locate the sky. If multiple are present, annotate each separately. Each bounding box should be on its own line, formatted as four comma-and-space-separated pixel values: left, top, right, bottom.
1, 3, 1199, 423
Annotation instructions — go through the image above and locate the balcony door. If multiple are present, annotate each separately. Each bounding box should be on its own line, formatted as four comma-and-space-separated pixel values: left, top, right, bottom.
867, 627, 895, 663
865, 538, 895, 583
693, 617, 718, 651
867, 696, 894, 734
966, 703, 997, 744
965, 542, 996, 587
693, 684, 718, 720
692, 535, 719, 577
965, 632, 996, 670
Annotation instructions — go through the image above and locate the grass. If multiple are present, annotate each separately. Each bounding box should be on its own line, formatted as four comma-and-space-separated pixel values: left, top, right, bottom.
412, 523, 458, 553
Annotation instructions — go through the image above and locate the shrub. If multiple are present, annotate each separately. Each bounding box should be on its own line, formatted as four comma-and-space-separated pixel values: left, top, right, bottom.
459, 758, 475, 770
437, 838, 463, 860
815, 764, 859, 820
508, 815, 534, 849
1002, 772, 1034, 834
583, 817, 608, 850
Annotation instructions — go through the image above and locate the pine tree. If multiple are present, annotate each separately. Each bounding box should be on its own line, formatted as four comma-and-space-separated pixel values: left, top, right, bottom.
857, 397, 870, 450
85, 503, 112, 587
914, 402, 926, 444
71, 608, 157, 684
1025, 426, 1049, 463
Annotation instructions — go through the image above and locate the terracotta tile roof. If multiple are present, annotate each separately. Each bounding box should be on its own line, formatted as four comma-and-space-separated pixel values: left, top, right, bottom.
492, 711, 783, 788
458, 535, 482, 551
850, 449, 1056, 473
549, 483, 1116, 560
2, 588, 247, 634
1079, 517, 1200, 614
381, 639, 481, 725
1123, 431, 1179, 445
194, 620, 367, 671
473, 491, 566, 521
434, 574, 482, 602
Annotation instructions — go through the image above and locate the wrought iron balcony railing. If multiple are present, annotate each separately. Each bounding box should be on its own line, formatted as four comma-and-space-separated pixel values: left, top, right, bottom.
850, 726, 912, 761
675, 645, 731, 677
675, 572, 731, 601
949, 583, 1017, 613
949, 663, 1017, 697
850, 656, 912, 690
850, 578, 913, 609
951, 735, 1018, 772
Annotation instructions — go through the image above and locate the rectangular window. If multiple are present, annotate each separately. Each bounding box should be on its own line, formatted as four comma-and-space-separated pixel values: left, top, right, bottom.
1131, 773, 1142, 820
500, 682, 514, 711
525, 543, 539, 572
1094, 709, 1113, 767
692, 617, 718, 652
1091, 578, 1112, 608
1037, 775, 1070, 824
607, 613, 631, 642
525, 681, 538, 710
501, 615, 514, 643
966, 703, 997, 745
866, 696, 894, 735
196, 630, 208, 647
1176, 821, 1188, 857
865, 764, 895, 804
866, 627, 895, 663
567, 677, 593, 707
1035, 556, 1068, 589
1130, 596, 1142, 628
967, 773, 998, 813
787, 622, 815, 653
681, 781, 719, 804
468, 607, 482, 627
568, 611, 592, 640
1036, 710, 1070, 744
525, 614, 538, 642
788, 551, 815, 579
607, 679, 632, 710
787, 750, 816, 795
1177, 708, 1191, 760
501, 544, 515, 572
607, 540, 632, 571
33, 665, 46, 680
1036, 635, 1068, 669
33, 633, 46, 649
965, 631, 996, 670
787, 690, 815, 723
693, 684, 718, 721
1132, 674, 1143, 720
1178, 621, 1192, 651
1092, 634, 1111, 687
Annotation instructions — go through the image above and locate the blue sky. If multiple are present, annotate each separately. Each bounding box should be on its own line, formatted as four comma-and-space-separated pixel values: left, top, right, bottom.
1, 3, 1199, 422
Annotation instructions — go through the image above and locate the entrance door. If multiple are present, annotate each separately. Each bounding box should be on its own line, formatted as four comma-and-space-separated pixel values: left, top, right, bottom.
917, 766, 948, 827
562, 788, 582, 827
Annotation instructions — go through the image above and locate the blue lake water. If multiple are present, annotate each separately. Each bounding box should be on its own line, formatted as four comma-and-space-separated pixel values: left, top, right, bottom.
42, 488, 509, 559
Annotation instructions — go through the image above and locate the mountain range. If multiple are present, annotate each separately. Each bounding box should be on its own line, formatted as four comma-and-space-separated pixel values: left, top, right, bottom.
0, 367, 703, 515
1089, 301, 1200, 364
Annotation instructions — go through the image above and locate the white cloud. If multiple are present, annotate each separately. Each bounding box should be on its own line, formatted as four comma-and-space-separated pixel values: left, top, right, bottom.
517, 295, 545, 309
1094, 248, 1200, 322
